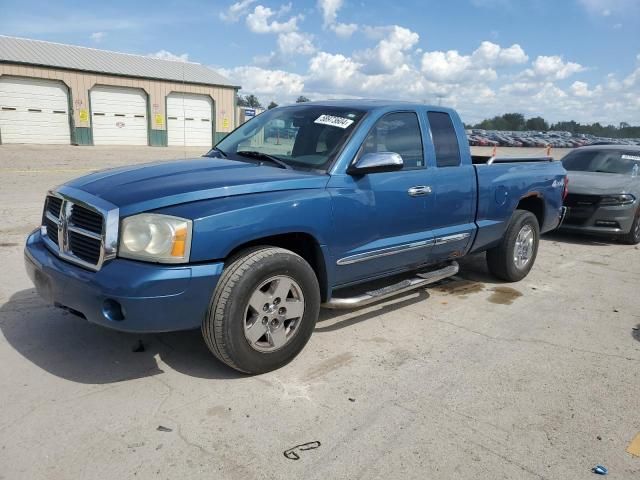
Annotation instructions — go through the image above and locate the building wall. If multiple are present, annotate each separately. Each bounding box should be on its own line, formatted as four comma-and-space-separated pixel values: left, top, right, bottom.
0, 63, 237, 146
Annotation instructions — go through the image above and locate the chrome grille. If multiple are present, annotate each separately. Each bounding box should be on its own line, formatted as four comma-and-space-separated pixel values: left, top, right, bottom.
41, 191, 119, 271
70, 204, 103, 234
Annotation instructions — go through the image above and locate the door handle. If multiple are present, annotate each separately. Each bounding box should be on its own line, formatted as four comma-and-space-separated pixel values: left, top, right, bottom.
407, 185, 432, 197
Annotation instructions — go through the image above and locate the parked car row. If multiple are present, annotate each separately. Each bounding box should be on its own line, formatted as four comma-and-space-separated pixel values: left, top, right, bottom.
467, 129, 640, 149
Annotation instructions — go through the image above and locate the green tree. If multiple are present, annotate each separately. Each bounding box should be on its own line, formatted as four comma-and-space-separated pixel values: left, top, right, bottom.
502, 113, 526, 131
525, 117, 549, 131
295, 95, 311, 103
244, 94, 263, 109
236, 95, 249, 107
267, 101, 278, 109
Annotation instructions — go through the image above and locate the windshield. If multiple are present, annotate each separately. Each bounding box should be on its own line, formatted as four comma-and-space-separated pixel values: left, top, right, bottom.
562, 150, 640, 176
207, 105, 366, 171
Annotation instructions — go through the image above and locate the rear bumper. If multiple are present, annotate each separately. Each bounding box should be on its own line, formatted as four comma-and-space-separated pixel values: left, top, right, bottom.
24, 230, 223, 333
560, 202, 636, 235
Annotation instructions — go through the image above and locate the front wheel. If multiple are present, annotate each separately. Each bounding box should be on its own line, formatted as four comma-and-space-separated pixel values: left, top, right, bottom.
486, 210, 540, 282
619, 207, 640, 245
202, 247, 320, 374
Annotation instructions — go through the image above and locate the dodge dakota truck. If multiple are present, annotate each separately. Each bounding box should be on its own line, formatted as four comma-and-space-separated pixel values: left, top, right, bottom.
24, 100, 567, 373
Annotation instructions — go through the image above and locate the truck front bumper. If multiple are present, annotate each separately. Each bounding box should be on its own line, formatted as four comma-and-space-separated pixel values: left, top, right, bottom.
24, 230, 223, 333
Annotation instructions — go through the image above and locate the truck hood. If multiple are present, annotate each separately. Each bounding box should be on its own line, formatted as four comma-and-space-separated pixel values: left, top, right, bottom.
566, 171, 637, 195
64, 157, 329, 215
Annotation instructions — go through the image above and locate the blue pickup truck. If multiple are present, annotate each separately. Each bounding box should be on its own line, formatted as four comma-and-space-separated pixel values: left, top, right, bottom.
25, 100, 567, 373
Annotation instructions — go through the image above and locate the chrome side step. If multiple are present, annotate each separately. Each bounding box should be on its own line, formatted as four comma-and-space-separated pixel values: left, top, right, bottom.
322, 262, 459, 310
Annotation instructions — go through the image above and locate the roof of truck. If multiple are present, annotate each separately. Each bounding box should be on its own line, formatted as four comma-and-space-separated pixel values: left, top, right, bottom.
284, 99, 450, 111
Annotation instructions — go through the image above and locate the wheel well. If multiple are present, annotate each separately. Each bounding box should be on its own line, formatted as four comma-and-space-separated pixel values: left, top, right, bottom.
227, 233, 328, 302
516, 195, 544, 227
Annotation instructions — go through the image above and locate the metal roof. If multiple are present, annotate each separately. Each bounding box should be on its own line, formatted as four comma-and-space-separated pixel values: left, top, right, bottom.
0, 35, 238, 88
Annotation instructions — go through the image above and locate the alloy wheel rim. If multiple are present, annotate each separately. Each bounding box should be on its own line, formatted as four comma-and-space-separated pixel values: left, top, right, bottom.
244, 275, 305, 352
513, 224, 535, 269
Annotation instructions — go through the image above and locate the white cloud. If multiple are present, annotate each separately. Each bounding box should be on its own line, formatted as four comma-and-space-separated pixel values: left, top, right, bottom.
570, 80, 597, 97
471, 41, 528, 66
578, 0, 639, 16
221, 3, 639, 125
277, 31, 316, 55
317, 0, 358, 37
148, 50, 190, 62
219, 0, 257, 22
331, 22, 358, 38
90, 31, 106, 43
221, 66, 305, 98
525, 55, 585, 80
318, 0, 343, 27
246, 5, 299, 34
420, 41, 527, 84
356, 25, 419, 74
307, 52, 362, 89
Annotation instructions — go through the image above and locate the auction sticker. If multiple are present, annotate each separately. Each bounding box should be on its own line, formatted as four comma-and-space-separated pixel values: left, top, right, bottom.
315, 115, 354, 129
622, 154, 640, 161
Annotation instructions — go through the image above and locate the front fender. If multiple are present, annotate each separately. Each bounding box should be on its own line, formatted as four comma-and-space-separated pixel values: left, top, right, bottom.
156, 189, 333, 262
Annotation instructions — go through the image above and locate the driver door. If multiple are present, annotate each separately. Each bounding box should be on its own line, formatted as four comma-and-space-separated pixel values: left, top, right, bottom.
328, 111, 435, 287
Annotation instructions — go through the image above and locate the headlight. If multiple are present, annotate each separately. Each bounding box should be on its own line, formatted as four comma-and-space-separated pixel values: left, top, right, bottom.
119, 213, 192, 263
600, 194, 636, 206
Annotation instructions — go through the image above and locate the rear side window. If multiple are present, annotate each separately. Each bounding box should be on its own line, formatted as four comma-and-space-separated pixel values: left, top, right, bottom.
428, 111, 461, 168
360, 112, 424, 169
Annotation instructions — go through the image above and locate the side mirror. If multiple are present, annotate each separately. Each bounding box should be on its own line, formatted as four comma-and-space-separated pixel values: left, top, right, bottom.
348, 152, 403, 175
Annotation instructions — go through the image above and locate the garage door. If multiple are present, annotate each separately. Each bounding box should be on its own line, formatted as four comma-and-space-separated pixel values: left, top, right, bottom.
167, 93, 213, 147
0, 77, 70, 144
90, 86, 148, 146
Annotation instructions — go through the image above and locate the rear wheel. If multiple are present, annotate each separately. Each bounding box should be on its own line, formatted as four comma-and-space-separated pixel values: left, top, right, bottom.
619, 207, 640, 245
486, 210, 540, 282
202, 247, 320, 374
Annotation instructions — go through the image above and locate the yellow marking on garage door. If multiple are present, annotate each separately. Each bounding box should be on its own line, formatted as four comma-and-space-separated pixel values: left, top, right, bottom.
627, 432, 640, 457
0, 169, 95, 174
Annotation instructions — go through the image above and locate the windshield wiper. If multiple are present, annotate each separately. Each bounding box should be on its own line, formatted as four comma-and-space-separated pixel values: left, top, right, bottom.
236, 151, 292, 170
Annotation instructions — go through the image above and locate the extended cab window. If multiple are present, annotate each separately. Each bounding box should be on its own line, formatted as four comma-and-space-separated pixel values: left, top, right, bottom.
360, 112, 424, 169
428, 111, 461, 168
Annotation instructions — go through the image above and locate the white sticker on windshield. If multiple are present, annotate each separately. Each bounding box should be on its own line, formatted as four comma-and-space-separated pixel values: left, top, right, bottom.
622, 154, 640, 161
314, 114, 354, 129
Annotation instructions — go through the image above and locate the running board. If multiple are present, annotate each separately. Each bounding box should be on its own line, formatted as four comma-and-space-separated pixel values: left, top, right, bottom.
322, 262, 459, 310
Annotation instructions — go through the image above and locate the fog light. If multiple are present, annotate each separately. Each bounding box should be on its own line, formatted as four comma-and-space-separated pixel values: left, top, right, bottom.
595, 220, 620, 228
103, 299, 124, 321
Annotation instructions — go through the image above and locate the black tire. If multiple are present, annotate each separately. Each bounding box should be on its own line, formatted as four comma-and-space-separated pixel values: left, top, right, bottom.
486, 210, 540, 282
619, 207, 640, 245
202, 247, 320, 374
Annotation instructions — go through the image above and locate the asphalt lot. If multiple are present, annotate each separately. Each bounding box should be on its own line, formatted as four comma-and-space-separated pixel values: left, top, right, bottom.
0, 144, 639, 479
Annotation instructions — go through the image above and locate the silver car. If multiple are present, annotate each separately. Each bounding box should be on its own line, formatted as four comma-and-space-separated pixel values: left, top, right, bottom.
561, 145, 640, 244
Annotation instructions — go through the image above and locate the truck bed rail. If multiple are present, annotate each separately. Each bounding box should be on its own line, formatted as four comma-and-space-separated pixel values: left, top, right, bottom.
472, 155, 554, 165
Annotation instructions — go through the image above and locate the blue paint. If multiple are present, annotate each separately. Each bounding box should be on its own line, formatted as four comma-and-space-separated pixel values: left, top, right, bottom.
25, 101, 566, 333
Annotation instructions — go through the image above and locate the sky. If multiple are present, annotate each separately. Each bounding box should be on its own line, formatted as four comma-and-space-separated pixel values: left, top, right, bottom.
1, 0, 639, 125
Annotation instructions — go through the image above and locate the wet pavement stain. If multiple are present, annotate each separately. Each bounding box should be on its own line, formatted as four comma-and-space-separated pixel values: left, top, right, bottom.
304, 352, 354, 381
488, 287, 523, 305
584, 260, 608, 266
433, 280, 485, 298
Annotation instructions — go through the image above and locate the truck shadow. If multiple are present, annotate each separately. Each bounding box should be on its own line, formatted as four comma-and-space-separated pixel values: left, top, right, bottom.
0, 289, 243, 384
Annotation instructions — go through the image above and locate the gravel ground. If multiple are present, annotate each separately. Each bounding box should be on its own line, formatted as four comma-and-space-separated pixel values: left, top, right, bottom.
0, 144, 638, 480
